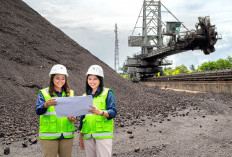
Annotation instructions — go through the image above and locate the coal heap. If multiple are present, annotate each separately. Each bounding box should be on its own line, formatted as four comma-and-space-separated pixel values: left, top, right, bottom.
0, 0, 133, 139
0, 0, 229, 143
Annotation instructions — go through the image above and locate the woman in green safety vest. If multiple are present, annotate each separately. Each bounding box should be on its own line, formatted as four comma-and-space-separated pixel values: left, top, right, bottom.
35, 64, 76, 157
79, 65, 117, 157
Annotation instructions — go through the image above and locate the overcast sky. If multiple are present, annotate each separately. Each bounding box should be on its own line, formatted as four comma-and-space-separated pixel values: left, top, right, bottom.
22, 0, 232, 70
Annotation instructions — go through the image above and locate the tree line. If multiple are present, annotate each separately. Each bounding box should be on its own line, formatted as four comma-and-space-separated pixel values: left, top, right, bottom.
119, 56, 232, 75
163, 56, 232, 75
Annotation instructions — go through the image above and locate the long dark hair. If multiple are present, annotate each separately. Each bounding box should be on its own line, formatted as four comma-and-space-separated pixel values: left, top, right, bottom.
49, 74, 70, 97
86, 75, 104, 97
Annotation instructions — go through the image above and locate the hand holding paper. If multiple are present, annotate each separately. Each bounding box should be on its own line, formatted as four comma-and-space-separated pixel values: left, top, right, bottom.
54, 95, 93, 118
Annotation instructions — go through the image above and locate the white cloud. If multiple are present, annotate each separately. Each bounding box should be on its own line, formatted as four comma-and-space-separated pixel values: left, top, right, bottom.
216, 43, 229, 49
24, 0, 142, 31
23, 0, 232, 69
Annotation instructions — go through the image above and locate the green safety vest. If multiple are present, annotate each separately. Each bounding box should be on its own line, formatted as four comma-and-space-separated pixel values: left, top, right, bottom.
38, 87, 75, 140
81, 88, 114, 139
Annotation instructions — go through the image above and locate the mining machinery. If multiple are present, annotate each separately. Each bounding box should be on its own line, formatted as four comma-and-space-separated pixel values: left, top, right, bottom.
125, 0, 220, 81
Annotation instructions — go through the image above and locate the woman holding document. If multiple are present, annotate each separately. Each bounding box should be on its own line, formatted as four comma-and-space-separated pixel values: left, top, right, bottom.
79, 65, 117, 157
35, 64, 76, 157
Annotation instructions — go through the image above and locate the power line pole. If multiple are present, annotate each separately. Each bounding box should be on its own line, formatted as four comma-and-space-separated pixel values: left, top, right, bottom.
114, 23, 119, 72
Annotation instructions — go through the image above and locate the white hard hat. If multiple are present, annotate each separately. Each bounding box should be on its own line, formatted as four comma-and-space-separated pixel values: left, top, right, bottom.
49, 64, 69, 77
86, 65, 104, 77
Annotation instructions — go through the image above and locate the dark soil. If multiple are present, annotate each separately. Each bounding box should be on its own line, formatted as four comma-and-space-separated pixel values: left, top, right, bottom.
0, 0, 232, 156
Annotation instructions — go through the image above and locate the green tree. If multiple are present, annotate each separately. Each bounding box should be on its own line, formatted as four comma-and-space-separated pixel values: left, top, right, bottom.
227, 56, 232, 65
172, 69, 180, 75
175, 65, 189, 74
199, 57, 232, 71
163, 56, 232, 75
163, 67, 173, 75
119, 62, 128, 74
199, 61, 217, 71
163, 65, 189, 75
189, 64, 195, 71
217, 59, 231, 69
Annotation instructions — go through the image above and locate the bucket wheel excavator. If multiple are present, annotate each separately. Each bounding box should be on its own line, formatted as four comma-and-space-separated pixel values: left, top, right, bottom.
125, 0, 221, 81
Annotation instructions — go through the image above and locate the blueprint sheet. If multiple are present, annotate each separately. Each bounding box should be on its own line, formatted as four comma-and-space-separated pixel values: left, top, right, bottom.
54, 95, 93, 118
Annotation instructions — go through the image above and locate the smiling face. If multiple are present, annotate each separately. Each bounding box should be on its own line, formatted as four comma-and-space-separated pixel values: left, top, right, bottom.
87, 75, 100, 91
53, 74, 66, 91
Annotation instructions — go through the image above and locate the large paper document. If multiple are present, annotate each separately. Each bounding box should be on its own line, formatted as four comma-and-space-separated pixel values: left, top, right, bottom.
54, 95, 93, 118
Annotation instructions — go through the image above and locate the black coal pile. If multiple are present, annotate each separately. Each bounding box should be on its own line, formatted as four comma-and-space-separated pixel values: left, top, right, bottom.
0, 0, 231, 146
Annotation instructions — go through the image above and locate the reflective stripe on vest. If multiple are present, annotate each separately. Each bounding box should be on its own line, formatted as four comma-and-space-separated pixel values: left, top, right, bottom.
39, 131, 74, 137
85, 113, 93, 115
83, 132, 113, 138
83, 134, 91, 138
39, 133, 62, 137
63, 132, 75, 136
43, 112, 56, 116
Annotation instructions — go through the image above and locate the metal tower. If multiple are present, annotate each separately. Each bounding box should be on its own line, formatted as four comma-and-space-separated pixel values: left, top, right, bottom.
114, 23, 119, 72
129, 0, 163, 54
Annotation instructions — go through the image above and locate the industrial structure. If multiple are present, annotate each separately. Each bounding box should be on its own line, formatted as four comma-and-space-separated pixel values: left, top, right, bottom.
125, 0, 220, 81
114, 23, 119, 72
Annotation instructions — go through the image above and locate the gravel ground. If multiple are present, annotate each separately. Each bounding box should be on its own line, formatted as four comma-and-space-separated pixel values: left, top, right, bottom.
1, 101, 232, 157
0, 0, 232, 156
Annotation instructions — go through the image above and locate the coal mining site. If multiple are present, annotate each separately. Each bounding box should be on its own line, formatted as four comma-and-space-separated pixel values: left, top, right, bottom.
0, 0, 232, 156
